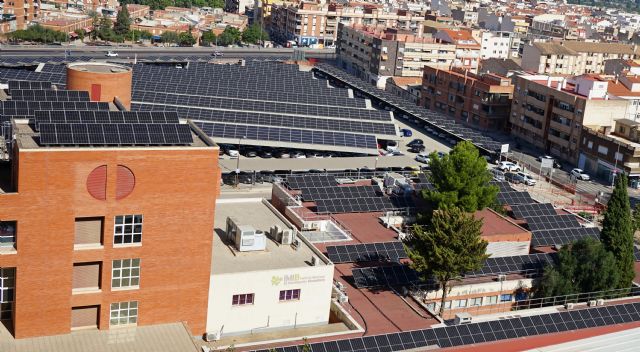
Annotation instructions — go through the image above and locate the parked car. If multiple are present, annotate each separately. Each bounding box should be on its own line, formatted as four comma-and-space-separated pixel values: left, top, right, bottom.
212, 51, 223, 57
571, 168, 591, 181
498, 161, 521, 172
491, 168, 506, 181
274, 150, 290, 158
537, 155, 562, 169
504, 172, 523, 184
400, 128, 413, 137
408, 145, 426, 153
258, 150, 273, 158
516, 172, 537, 186
386, 140, 399, 152
322, 152, 337, 158
105, 51, 118, 57
243, 149, 258, 158
291, 151, 306, 158
227, 149, 239, 158
415, 152, 430, 164
407, 139, 424, 147
306, 151, 322, 158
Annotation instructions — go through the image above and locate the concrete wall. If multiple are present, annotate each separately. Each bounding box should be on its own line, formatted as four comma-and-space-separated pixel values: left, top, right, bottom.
207, 263, 334, 336
521, 45, 542, 73
0, 144, 220, 338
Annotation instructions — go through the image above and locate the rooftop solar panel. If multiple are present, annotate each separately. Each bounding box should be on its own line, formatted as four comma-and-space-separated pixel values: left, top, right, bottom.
531, 227, 600, 247
510, 203, 557, 219
286, 175, 336, 189
39, 123, 193, 146
352, 265, 420, 288
496, 191, 534, 205
525, 214, 581, 231
326, 241, 407, 263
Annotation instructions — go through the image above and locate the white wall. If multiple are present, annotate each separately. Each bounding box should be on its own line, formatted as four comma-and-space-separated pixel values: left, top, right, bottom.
207, 264, 334, 336
486, 241, 530, 258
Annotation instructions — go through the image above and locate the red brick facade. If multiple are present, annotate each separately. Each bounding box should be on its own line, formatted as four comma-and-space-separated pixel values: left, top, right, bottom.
0, 143, 220, 338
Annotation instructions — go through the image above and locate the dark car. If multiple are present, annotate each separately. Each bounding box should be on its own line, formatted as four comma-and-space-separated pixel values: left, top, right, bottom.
504, 172, 523, 184
409, 145, 426, 153
258, 150, 273, 158
243, 149, 258, 158
407, 139, 424, 147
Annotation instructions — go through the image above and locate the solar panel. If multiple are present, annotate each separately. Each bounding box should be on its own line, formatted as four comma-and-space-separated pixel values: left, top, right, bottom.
496, 191, 534, 205
300, 185, 378, 201
352, 265, 420, 288
315, 196, 415, 213
0, 101, 109, 122
525, 214, 581, 231
326, 241, 407, 263
11, 89, 89, 101
531, 227, 601, 247
252, 302, 640, 352
490, 180, 513, 193
34, 110, 180, 127
8, 80, 52, 90
286, 175, 336, 190
510, 203, 557, 219
467, 253, 557, 277
39, 123, 193, 146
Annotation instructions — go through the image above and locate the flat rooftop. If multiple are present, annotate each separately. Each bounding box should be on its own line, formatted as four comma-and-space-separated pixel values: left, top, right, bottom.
12, 120, 214, 149
212, 200, 328, 274
67, 62, 132, 74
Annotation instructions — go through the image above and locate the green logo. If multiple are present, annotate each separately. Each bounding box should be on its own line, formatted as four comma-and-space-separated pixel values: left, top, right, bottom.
271, 276, 282, 286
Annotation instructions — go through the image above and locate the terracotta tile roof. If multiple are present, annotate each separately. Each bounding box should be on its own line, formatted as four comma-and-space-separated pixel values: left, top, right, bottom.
473, 208, 530, 239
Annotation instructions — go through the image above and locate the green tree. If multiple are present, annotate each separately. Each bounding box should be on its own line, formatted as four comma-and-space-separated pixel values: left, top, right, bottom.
178, 31, 196, 46
241, 23, 269, 44
535, 238, 620, 297
406, 207, 488, 317
422, 141, 498, 213
97, 15, 114, 40
75, 28, 86, 41
114, 5, 132, 35
160, 31, 179, 44
201, 30, 217, 46
89, 11, 100, 40
217, 26, 241, 46
632, 203, 640, 234
6, 25, 68, 44
600, 173, 635, 289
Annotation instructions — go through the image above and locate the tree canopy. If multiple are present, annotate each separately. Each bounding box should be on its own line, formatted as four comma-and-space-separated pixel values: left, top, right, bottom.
118, 0, 224, 10
241, 24, 269, 44
6, 25, 68, 43
114, 5, 132, 35
217, 26, 242, 46
600, 173, 635, 289
178, 31, 196, 46
422, 141, 498, 213
407, 207, 488, 316
534, 238, 620, 297
160, 31, 180, 43
201, 30, 217, 46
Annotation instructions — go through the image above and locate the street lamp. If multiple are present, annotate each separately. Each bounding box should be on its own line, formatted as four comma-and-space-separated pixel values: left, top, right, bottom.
234, 136, 246, 188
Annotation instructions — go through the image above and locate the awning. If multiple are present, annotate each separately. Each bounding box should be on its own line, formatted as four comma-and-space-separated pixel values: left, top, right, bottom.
152, 35, 161, 40
84, 27, 92, 32
69, 32, 78, 38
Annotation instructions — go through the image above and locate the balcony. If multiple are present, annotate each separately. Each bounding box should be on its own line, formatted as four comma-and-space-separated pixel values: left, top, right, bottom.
548, 133, 570, 149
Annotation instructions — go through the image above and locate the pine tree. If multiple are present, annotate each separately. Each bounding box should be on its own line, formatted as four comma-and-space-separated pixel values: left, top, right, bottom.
406, 207, 488, 317
114, 5, 132, 35
600, 173, 635, 289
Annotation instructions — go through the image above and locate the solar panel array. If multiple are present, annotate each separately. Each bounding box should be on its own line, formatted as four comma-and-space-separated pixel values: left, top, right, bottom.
0, 101, 109, 122
11, 89, 89, 102
0, 67, 66, 86
531, 227, 601, 247
8, 80, 52, 90
510, 203, 557, 219
314, 63, 505, 153
525, 215, 581, 231
497, 191, 535, 205
326, 242, 407, 263
315, 196, 415, 213
467, 253, 556, 277
194, 121, 379, 149
352, 265, 420, 288
286, 174, 337, 189
253, 302, 640, 352
34, 110, 180, 126
301, 186, 378, 201
132, 103, 396, 136
39, 123, 193, 146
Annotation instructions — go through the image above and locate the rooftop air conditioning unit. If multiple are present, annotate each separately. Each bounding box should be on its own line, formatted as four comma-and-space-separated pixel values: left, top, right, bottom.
565, 303, 575, 309
338, 292, 349, 303
497, 274, 507, 282
281, 229, 294, 245
454, 313, 473, 325
588, 300, 597, 307
597, 299, 605, 306
336, 281, 345, 291
204, 331, 220, 342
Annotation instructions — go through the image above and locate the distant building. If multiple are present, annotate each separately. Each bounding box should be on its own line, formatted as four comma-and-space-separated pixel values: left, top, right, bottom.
385, 76, 423, 104
337, 23, 456, 88
225, 0, 253, 15
479, 31, 520, 60
479, 58, 523, 78
421, 66, 514, 131
521, 41, 640, 76
433, 29, 481, 73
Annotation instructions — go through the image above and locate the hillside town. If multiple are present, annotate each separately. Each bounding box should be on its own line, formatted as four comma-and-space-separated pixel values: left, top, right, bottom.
1, 0, 640, 352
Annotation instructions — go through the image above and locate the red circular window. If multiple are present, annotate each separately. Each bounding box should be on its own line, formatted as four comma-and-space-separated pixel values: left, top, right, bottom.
116, 165, 135, 200
86, 165, 107, 200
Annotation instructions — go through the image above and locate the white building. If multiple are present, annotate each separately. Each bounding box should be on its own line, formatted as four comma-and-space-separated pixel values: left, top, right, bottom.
206, 199, 334, 338
480, 31, 517, 59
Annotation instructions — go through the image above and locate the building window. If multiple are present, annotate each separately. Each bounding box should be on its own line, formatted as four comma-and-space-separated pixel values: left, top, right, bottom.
597, 146, 609, 155
485, 295, 498, 305
615, 152, 624, 161
500, 294, 513, 302
279, 289, 301, 301
0, 268, 15, 321
454, 299, 468, 308
588, 141, 593, 149
470, 297, 482, 306
0, 221, 16, 250
72, 262, 101, 292
232, 293, 255, 306
110, 301, 138, 326
112, 259, 140, 289
74, 217, 103, 248
114, 215, 142, 245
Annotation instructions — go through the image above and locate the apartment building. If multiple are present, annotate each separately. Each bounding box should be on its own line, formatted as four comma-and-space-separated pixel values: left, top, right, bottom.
337, 23, 456, 88
479, 31, 520, 60
225, 0, 252, 15
2, 0, 39, 31
421, 66, 514, 131
0, 117, 221, 338
270, 2, 425, 47
521, 41, 640, 76
510, 74, 629, 164
433, 29, 481, 73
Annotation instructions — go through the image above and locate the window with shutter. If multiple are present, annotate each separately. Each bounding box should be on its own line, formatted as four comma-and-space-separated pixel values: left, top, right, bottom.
74, 217, 103, 248
71, 306, 99, 329
72, 263, 101, 292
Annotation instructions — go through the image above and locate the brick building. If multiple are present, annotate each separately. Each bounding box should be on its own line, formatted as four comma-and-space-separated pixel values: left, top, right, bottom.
0, 117, 220, 338
421, 66, 514, 131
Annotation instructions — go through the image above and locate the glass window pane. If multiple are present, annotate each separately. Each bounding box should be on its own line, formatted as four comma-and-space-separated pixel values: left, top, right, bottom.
112, 260, 122, 269
112, 279, 119, 288
130, 301, 137, 308
131, 278, 139, 286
